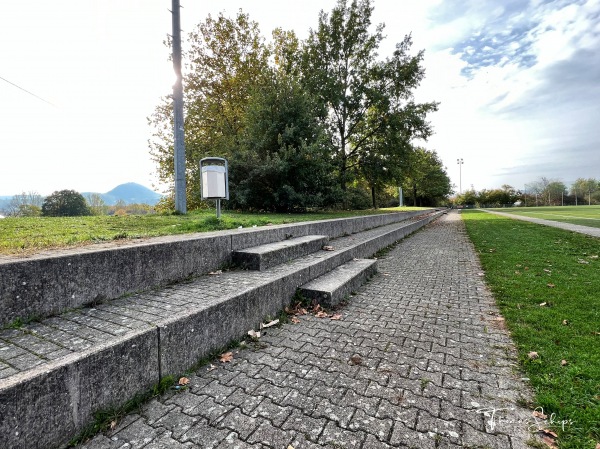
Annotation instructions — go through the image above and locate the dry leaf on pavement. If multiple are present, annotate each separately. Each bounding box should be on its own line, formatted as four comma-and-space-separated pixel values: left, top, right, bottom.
247, 329, 261, 339
178, 377, 190, 386
532, 410, 548, 419
220, 352, 234, 363
330, 314, 342, 320
315, 310, 329, 318
561, 359, 568, 366
322, 245, 335, 251
208, 270, 222, 275
291, 316, 300, 324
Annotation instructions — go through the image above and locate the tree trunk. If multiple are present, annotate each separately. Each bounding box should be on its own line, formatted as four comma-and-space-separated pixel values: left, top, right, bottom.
371, 186, 376, 209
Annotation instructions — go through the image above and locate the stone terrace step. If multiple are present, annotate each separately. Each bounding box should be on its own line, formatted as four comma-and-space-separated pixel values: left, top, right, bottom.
232, 235, 329, 271
299, 258, 378, 308
0, 211, 443, 449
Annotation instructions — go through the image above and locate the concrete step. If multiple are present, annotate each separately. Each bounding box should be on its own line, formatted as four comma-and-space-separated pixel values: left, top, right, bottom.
0, 211, 444, 449
299, 258, 378, 308
232, 235, 329, 271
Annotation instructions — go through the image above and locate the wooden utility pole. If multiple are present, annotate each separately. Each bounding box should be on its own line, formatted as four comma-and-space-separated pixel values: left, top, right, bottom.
172, 0, 186, 213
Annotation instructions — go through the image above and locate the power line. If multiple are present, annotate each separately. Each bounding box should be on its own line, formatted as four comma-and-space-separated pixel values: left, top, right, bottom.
0, 75, 57, 107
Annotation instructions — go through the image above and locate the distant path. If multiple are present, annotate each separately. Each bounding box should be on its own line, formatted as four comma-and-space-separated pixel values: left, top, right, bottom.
483, 210, 600, 238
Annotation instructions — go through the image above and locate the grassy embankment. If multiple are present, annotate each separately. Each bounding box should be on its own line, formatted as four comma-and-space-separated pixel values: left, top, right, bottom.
0, 207, 425, 256
462, 210, 599, 449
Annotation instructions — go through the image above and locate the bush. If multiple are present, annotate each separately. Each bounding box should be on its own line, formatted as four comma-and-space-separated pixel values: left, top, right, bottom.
42, 190, 91, 217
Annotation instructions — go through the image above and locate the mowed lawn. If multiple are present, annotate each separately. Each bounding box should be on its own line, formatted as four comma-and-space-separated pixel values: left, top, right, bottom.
0, 207, 425, 256
488, 205, 600, 229
462, 210, 600, 449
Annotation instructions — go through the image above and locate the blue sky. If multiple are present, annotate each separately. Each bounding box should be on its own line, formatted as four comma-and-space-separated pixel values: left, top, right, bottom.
1, 0, 599, 196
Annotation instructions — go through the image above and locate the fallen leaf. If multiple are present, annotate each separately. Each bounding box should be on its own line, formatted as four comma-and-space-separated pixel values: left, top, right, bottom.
219, 352, 233, 363
207, 364, 217, 371
562, 319, 569, 325
539, 302, 547, 307
349, 354, 363, 365
315, 310, 329, 318
260, 319, 279, 329
538, 429, 558, 448
178, 377, 190, 386
543, 268, 551, 273
547, 283, 555, 288
590, 255, 598, 259
291, 316, 300, 324
532, 410, 548, 419
528, 351, 539, 360
524, 266, 529, 270
247, 329, 261, 339
578, 259, 590, 264
322, 245, 335, 251
208, 270, 222, 275
561, 359, 568, 366
595, 442, 600, 449
330, 314, 342, 320
288, 445, 295, 449
110, 420, 117, 430
477, 272, 485, 277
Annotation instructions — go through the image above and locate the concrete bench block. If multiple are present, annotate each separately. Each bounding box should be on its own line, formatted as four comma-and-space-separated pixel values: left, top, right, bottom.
299, 258, 378, 308
0, 328, 159, 449
233, 235, 329, 271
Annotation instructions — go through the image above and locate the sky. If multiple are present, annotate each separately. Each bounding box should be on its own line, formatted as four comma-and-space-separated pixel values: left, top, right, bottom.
1, 0, 599, 197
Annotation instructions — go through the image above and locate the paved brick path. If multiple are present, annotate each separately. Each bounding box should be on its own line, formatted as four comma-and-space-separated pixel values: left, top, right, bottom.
79, 212, 534, 449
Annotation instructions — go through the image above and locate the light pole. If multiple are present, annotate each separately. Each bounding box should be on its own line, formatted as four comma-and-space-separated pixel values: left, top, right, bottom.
457, 158, 464, 194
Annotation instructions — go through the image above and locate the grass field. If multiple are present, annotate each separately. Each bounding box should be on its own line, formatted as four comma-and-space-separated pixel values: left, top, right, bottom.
488, 205, 600, 229
0, 207, 425, 256
463, 210, 600, 449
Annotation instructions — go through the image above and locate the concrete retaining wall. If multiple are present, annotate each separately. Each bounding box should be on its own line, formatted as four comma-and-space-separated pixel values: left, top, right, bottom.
0, 210, 428, 328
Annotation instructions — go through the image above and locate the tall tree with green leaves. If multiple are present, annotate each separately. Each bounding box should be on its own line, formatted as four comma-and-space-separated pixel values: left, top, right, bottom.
302, 0, 437, 195
149, 11, 270, 209
402, 147, 451, 206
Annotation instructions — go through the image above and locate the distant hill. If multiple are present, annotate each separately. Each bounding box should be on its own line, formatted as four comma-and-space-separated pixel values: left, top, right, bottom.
84, 183, 163, 206
0, 183, 163, 213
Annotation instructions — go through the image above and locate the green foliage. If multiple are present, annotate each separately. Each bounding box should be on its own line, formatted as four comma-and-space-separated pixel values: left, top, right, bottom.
402, 147, 452, 206
42, 190, 91, 217
463, 211, 600, 448
149, 2, 441, 211
302, 0, 438, 194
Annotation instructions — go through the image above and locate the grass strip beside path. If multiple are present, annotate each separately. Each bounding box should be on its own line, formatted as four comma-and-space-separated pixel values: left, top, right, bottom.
462, 210, 600, 449
0, 207, 424, 256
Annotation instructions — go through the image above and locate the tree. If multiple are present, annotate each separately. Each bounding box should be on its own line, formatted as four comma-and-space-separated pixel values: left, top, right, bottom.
149, 11, 271, 210
42, 190, 91, 217
229, 69, 340, 211
302, 0, 437, 195
402, 147, 451, 206
85, 193, 107, 216
6, 191, 43, 217
571, 178, 598, 205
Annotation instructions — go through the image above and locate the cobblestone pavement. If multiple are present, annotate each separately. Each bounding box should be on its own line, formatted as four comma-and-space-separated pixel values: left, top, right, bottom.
79, 212, 534, 449
484, 209, 600, 238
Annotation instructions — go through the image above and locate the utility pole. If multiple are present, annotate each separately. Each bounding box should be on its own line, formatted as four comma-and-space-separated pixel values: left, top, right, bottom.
172, 0, 186, 213
456, 158, 464, 194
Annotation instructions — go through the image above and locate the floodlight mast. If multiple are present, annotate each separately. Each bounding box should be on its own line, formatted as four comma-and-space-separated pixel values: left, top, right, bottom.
172, 0, 186, 214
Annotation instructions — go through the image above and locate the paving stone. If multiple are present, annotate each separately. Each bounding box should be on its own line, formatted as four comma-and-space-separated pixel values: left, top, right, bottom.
74, 212, 533, 449
318, 420, 365, 448
217, 408, 259, 439
179, 420, 232, 447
